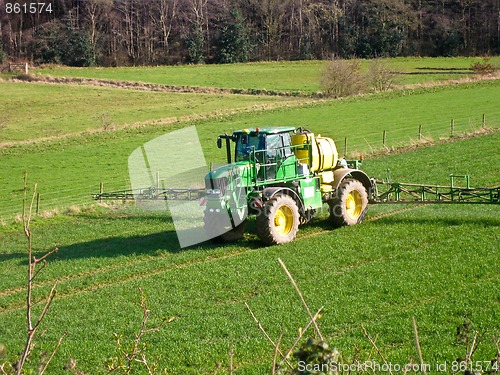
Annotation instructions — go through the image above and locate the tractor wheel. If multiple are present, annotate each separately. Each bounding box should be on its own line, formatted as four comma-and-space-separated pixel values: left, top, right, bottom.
204, 212, 246, 242
256, 195, 300, 245
329, 179, 368, 227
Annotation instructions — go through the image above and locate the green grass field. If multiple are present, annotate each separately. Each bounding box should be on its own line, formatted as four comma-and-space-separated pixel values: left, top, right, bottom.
1, 79, 499, 219
0, 59, 499, 374
30, 56, 500, 92
0, 134, 498, 374
0, 81, 301, 143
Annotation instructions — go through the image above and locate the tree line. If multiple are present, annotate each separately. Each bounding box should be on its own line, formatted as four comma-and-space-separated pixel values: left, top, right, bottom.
1, 0, 499, 67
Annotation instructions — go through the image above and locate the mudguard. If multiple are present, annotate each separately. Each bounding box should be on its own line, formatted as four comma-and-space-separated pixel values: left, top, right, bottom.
332, 168, 374, 199
262, 187, 305, 212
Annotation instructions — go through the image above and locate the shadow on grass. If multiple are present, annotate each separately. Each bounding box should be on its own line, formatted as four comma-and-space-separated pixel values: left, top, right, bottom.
53, 230, 182, 262
416, 67, 471, 71
6, 206, 496, 265
3, 212, 266, 264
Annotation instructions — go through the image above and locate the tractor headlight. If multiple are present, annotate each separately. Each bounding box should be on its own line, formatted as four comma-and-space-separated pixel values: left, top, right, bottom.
206, 189, 222, 195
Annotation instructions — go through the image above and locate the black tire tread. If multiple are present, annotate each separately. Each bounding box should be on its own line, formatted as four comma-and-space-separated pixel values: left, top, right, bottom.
256, 194, 300, 245
329, 179, 368, 227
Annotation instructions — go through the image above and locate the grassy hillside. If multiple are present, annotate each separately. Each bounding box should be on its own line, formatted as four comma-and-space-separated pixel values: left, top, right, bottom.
31, 57, 500, 92
1, 80, 499, 219
0, 134, 498, 374
0, 60, 498, 373
0, 81, 301, 143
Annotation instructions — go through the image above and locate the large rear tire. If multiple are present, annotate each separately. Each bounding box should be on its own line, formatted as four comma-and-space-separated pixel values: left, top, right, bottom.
329, 179, 368, 227
256, 195, 300, 245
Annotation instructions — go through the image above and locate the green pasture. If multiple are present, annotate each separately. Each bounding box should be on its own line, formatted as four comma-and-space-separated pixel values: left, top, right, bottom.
0, 58, 499, 375
34, 60, 325, 93
30, 56, 500, 92
0, 134, 498, 374
1, 80, 499, 219
217, 81, 500, 154
0, 81, 300, 143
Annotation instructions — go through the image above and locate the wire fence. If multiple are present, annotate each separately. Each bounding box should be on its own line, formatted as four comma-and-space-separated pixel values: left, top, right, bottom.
1, 110, 499, 221
335, 112, 499, 157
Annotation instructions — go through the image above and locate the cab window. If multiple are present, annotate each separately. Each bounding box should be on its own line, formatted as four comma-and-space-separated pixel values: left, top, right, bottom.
235, 134, 262, 161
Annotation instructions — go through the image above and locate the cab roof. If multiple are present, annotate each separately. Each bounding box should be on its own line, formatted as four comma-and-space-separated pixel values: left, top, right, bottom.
233, 127, 295, 135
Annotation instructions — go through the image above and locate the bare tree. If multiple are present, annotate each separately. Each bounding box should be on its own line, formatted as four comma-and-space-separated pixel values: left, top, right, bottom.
155, 0, 178, 55
12, 173, 63, 374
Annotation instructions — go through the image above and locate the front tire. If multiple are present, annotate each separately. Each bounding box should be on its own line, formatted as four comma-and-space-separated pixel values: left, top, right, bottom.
220, 220, 246, 241
329, 179, 368, 227
256, 195, 300, 245
204, 212, 246, 242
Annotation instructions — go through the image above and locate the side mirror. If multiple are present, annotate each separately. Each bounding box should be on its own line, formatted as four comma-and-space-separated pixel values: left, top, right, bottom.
217, 137, 222, 149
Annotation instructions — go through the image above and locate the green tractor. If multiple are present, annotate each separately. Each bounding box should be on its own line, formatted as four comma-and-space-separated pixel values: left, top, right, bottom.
204, 127, 373, 245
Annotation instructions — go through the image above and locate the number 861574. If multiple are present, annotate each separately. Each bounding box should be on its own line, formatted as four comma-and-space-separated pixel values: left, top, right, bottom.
5, 2, 53, 14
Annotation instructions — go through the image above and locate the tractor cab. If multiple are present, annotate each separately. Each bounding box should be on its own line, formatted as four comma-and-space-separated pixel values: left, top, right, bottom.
234, 128, 294, 163
217, 127, 298, 182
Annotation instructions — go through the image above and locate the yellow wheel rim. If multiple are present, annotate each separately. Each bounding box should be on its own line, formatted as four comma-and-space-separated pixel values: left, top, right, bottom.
274, 205, 294, 236
346, 190, 363, 220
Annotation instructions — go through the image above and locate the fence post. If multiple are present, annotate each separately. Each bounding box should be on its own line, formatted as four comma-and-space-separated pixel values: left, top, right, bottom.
99, 182, 104, 203
418, 125, 422, 141
450, 119, 455, 137
383, 130, 387, 147
482, 113, 485, 128
344, 137, 347, 157
36, 193, 40, 215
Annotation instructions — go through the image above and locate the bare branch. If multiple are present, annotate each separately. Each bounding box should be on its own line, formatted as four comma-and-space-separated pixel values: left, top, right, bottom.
34, 247, 59, 265
412, 317, 427, 375
16, 174, 59, 375
229, 343, 234, 375
38, 332, 67, 375
33, 282, 58, 331
466, 331, 478, 363
244, 302, 292, 369
271, 333, 283, 375
281, 306, 324, 366
361, 323, 393, 375
278, 258, 323, 341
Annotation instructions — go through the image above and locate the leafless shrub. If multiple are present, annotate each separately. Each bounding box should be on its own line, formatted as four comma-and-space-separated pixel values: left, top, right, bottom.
471, 57, 496, 75
96, 113, 113, 131
0, 173, 62, 375
106, 288, 175, 375
321, 59, 365, 98
366, 59, 398, 92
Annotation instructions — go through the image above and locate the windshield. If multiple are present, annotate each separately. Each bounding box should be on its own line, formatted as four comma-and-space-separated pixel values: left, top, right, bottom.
235, 134, 263, 161
235, 132, 293, 162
